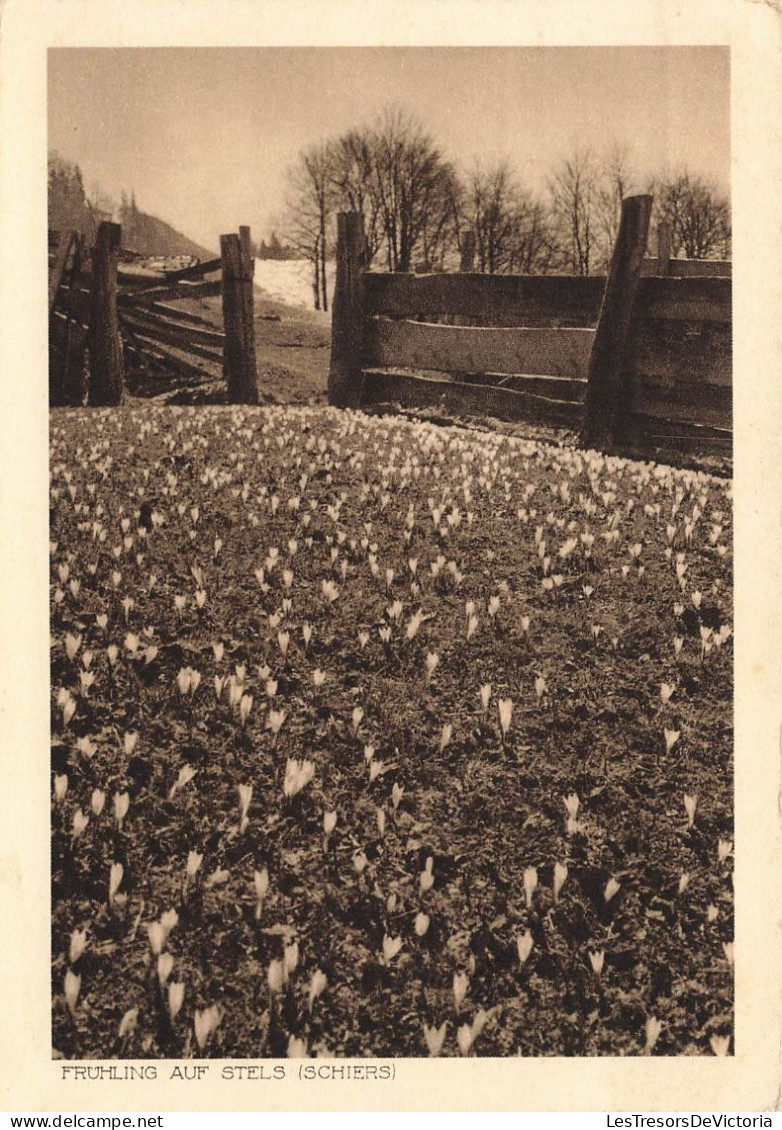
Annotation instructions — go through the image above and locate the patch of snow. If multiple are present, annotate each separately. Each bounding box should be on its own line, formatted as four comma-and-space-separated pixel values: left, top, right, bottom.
254, 258, 336, 311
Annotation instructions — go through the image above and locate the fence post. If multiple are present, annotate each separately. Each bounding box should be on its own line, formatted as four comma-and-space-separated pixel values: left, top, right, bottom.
328, 212, 367, 408
581, 194, 652, 451
239, 226, 255, 277
221, 230, 259, 404
459, 231, 476, 272
657, 221, 672, 276
49, 230, 76, 316
88, 221, 124, 406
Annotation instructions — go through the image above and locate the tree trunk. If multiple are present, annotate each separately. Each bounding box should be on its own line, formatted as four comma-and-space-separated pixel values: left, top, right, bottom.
320, 216, 328, 312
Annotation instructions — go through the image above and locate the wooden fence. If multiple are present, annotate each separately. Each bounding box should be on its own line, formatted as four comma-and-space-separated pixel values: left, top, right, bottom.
328, 204, 731, 463
49, 223, 258, 405
49, 229, 91, 405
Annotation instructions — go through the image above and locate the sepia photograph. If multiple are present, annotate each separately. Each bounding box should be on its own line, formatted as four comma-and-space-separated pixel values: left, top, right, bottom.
1, 0, 780, 1114
47, 43, 735, 1060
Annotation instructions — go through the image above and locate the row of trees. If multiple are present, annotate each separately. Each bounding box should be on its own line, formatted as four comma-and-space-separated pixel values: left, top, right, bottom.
48, 152, 111, 241
282, 108, 731, 309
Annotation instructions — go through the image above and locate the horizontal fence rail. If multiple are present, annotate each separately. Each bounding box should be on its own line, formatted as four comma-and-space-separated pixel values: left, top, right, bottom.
641, 257, 731, 278
365, 320, 596, 379
329, 205, 732, 466
362, 370, 583, 429
365, 273, 605, 326
49, 223, 259, 404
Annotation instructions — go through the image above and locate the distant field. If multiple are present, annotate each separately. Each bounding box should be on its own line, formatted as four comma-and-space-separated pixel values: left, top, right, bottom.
254, 258, 336, 311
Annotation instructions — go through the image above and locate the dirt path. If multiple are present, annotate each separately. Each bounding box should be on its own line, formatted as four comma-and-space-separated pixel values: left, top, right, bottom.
151, 288, 331, 407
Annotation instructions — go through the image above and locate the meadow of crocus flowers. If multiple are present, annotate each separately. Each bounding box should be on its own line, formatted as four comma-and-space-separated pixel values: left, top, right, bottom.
50, 404, 733, 1058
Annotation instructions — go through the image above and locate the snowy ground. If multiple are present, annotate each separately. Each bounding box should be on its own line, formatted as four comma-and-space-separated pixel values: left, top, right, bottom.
254, 258, 336, 311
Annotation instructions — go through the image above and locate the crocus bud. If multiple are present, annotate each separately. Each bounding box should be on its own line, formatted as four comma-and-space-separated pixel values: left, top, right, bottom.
64, 969, 81, 1015
186, 851, 203, 878
516, 931, 534, 966
157, 953, 174, 986
414, 912, 430, 937
69, 929, 87, 965
452, 971, 469, 1010
423, 1021, 447, 1057
308, 970, 327, 1011
167, 981, 185, 1021
267, 959, 286, 995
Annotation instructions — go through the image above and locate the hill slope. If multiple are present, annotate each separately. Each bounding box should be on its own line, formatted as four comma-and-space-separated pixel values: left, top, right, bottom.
48, 150, 213, 260
120, 200, 214, 260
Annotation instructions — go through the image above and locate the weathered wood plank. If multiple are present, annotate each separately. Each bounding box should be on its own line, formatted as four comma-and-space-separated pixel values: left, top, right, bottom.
459, 231, 476, 272
365, 317, 595, 378
51, 312, 89, 355
365, 272, 606, 326
169, 256, 221, 279
630, 320, 732, 388
56, 285, 92, 324
637, 383, 732, 431
118, 278, 223, 305
642, 257, 731, 278
145, 301, 217, 326
118, 256, 221, 285
120, 315, 224, 364
631, 413, 732, 445
364, 367, 587, 403
49, 230, 76, 315
362, 369, 583, 428
329, 213, 369, 407
656, 223, 672, 276
464, 371, 587, 402
221, 232, 259, 404
365, 271, 731, 326
52, 309, 89, 334
583, 194, 653, 450
88, 221, 124, 406
636, 276, 731, 323
120, 306, 226, 347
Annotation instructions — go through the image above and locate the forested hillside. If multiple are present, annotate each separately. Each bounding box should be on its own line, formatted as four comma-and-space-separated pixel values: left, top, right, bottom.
48, 151, 214, 259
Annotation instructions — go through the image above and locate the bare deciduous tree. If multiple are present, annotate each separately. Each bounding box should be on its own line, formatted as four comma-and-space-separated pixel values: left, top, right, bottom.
85, 182, 117, 238
368, 106, 458, 273
654, 172, 731, 260
595, 144, 638, 269
465, 162, 555, 275
284, 141, 335, 310
548, 148, 600, 275
329, 128, 383, 263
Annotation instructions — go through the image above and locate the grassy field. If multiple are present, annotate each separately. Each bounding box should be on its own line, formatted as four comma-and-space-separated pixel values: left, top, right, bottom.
50, 402, 733, 1058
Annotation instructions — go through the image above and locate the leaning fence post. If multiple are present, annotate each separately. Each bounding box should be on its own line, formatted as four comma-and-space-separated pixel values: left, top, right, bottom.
581, 194, 653, 452
221, 230, 259, 404
87, 221, 124, 406
328, 212, 367, 409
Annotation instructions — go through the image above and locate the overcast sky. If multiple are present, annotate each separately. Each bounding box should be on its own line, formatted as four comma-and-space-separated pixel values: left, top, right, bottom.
48, 47, 730, 253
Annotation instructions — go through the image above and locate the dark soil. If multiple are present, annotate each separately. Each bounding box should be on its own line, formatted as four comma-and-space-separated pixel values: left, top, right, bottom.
50, 402, 733, 1059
